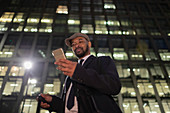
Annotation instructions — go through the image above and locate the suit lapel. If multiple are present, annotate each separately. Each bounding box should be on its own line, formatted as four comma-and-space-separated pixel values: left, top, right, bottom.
83, 55, 95, 68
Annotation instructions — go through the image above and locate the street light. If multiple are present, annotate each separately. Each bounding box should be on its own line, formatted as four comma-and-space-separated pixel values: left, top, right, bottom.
20, 61, 33, 113
24, 61, 33, 69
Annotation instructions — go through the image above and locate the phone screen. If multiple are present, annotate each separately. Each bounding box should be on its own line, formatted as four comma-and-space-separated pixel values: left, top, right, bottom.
52, 48, 66, 62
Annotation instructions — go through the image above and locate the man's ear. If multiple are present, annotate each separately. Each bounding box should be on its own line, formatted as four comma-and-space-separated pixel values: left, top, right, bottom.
88, 41, 91, 48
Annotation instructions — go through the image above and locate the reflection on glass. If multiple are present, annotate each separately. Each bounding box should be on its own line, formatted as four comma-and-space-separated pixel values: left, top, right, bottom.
164, 64, 170, 78
81, 24, 94, 34
104, 3, 116, 9
56, 5, 68, 14
68, 25, 80, 33
26, 79, 40, 96
159, 49, 170, 61
20, 99, 37, 113
39, 14, 53, 33
116, 63, 130, 78
43, 79, 61, 95
138, 82, 155, 97
109, 30, 122, 35
9, 66, 25, 76
68, 19, 80, 25
107, 16, 120, 26
121, 82, 136, 97
24, 13, 40, 32
122, 29, 136, 35
95, 25, 108, 34
0, 64, 8, 76
129, 49, 143, 60
150, 28, 161, 36
143, 99, 161, 113
123, 99, 140, 113
0, 46, 14, 58
0, 12, 14, 31
11, 13, 25, 31
66, 49, 77, 59
149, 64, 164, 79
97, 48, 112, 58
144, 49, 158, 61
3, 78, 22, 96
120, 19, 132, 26
132, 65, 149, 79
113, 48, 128, 60
155, 80, 170, 97
162, 100, 170, 113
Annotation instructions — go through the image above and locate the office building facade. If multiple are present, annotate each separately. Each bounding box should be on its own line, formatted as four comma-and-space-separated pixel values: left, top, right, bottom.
0, 0, 170, 112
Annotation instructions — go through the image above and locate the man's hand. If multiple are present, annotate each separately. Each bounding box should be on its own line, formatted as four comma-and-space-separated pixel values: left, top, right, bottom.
37, 94, 52, 109
55, 59, 78, 77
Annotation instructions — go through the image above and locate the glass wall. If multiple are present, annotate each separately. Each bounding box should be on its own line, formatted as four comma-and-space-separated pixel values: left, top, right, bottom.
0, 12, 14, 31
123, 99, 140, 113
3, 78, 22, 96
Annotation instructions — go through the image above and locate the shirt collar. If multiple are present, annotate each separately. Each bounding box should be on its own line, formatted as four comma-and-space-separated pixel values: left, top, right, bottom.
78, 54, 91, 65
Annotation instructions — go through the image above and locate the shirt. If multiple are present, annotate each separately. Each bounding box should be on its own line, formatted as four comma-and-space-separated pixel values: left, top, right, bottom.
65, 54, 91, 113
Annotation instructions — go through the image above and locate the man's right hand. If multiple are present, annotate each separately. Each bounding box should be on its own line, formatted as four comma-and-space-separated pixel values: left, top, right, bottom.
37, 94, 52, 109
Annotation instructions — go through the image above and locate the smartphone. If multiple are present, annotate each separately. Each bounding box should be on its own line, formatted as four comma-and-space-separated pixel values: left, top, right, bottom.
52, 48, 66, 62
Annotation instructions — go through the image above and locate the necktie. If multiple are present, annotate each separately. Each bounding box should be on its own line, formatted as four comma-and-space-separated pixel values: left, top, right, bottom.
67, 59, 84, 110
79, 59, 84, 65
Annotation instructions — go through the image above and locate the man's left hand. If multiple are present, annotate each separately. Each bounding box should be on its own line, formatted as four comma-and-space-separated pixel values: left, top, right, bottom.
55, 59, 78, 77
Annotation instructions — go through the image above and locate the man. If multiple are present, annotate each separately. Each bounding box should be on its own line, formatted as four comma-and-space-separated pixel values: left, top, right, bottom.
39, 33, 122, 113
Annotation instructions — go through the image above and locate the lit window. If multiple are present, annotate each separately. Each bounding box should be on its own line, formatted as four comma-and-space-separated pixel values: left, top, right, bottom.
68, 25, 79, 33
105, 20, 120, 26
168, 33, 170, 36
81, 24, 94, 34
97, 48, 112, 58
95, 25, 108, 34
109, 30, 122, 35
0, 12, 14, 22
68, 19, 80, 25
24, 26, 38, 32
41, 19, 53, 23
129, 49, 143, 60
0, 46, 14, 58
159, 49, 170, 61
9, 66, 25, 76
95, 20, 106, 25
56, 5, 68, 14
0, 66, 8, 76
11, 13, 25, 32
39, 15, 53, 33
27, 18, 39, 23
0, 12, 14, 31
66, 50, 77, 59
3, 78, 22, 96
104, 4, 116, 9
43, 79, 61, 95
113, 48, 128, 60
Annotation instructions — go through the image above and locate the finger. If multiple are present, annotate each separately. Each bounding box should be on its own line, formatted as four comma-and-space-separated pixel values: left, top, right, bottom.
41, 102, 50, 108
57, 67, 72, 73
59, 59, 72, 64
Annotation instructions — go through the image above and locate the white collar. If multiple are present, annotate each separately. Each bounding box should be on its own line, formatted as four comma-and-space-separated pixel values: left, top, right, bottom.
78, 54, 91, 65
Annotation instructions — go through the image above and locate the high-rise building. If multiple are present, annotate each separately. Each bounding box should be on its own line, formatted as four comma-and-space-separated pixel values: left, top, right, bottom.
0, 0, 169, 113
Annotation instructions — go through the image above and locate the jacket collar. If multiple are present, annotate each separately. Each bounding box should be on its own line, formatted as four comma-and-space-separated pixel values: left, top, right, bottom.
83, 55, 96, 68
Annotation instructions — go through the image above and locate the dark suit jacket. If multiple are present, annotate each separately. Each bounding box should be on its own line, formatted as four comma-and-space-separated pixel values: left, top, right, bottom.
48, 55, 122, 113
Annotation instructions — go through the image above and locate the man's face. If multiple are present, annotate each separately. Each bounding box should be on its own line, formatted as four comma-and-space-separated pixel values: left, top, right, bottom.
71, 37, 91, 58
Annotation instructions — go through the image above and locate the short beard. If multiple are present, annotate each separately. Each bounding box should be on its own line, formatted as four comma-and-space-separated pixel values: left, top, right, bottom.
74, 45, 89, 58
